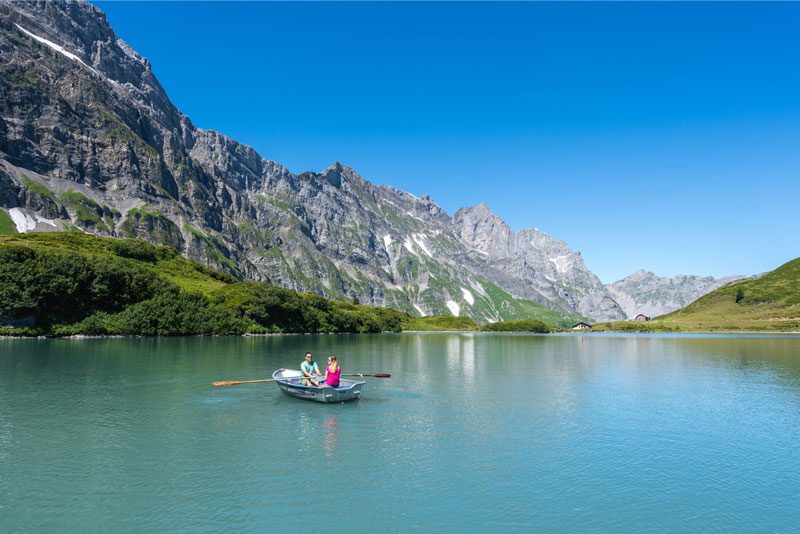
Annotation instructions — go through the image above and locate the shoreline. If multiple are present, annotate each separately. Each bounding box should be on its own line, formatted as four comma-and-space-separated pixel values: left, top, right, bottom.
2, 329, 800, 340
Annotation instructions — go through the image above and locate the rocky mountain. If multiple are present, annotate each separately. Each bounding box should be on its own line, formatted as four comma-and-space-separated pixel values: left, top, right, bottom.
0, 0, 628, 323
607, 270, 745, 319
452, 203, 624, 321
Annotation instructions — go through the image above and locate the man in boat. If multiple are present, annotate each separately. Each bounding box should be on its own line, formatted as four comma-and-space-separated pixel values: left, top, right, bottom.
301, 352, 322, 386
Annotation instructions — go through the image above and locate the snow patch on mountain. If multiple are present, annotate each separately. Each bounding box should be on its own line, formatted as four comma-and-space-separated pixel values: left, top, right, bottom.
469, 279, 488, 298
15, 24, 84, 64
9, 207, 56, 232
411, 233, 433, 258
550, 254, 571, 274
403, 236, 417, 255
461, 287, 475, 305
446, 300, 460, 316
9, 207, 36, 232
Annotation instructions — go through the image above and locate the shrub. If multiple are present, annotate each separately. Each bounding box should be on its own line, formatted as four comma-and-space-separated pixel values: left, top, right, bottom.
114, 290, 246, 336
482, 319, 550, 333
111, 239, 158, 262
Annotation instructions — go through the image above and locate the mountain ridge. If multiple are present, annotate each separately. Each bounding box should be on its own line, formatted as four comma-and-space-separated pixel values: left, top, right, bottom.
606, 270, 746, 319
0, 0, 734, 324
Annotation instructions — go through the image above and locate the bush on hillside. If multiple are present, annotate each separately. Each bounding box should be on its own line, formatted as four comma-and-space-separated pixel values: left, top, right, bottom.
0, 245, 171, 325
111, 239, 158, 262
0, 234, 409, 336
482, 319, 550, 333
115, 290, 249, 336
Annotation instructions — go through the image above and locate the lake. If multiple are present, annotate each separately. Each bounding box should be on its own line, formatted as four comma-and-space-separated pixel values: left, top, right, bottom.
1, 333, 799, 531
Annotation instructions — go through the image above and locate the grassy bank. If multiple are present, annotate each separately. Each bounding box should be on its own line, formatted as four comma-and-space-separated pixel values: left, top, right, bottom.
0, 233, 409, 336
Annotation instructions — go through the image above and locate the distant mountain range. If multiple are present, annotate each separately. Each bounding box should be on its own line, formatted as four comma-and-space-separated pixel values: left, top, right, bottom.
606, 270, 745, 319
0, 0, 742, 324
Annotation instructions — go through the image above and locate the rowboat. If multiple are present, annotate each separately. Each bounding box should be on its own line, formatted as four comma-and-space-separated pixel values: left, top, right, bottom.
271, 368, 365, 403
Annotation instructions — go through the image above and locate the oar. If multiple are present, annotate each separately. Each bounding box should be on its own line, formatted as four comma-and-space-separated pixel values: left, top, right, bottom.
212, 373, 391, 387
212, 378, 284, 387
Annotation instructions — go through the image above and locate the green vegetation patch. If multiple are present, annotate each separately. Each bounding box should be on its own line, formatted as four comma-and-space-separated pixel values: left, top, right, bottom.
21, 176, 55, 199
100, 111, 158, 157
121, 206, 183, 250
184, 224, 239, 275
255, 194, 292, 212
0, 65, 42, 90
482, 319, 550, 333
59, 190, 113, 231
402, 315, 479, 331
591, 321, 681, 333
0, 210, 17, 235
653, 257, 800, 331
478, 279, 582, 327
0, 232, 412, 336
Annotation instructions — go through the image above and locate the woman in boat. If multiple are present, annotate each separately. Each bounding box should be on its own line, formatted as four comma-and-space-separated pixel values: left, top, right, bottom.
324, 355, 341, 388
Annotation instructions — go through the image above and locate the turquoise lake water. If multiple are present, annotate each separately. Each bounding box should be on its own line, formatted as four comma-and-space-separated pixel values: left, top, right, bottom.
1, 333, 799, 531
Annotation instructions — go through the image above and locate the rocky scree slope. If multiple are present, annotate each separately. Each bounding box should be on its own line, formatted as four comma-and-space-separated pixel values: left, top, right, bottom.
0, 0, 622, 322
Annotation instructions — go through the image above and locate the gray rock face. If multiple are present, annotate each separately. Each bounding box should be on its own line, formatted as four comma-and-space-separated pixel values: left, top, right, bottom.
607, 270, 745, 319
452, 204, 626, 322
0, 0, 630, 323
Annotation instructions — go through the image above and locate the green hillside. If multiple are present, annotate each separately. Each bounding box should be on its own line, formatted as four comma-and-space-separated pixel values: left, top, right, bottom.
595, 258, 800, 332
0, 233, 409, 336
656, 257, 800, 331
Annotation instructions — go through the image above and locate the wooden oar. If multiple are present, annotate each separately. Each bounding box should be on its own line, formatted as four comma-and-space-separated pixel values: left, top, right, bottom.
212, 378, 282, 387
212, 373, 390, 387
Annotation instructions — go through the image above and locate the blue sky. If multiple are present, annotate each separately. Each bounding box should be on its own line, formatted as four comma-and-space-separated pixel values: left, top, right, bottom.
96, 1, 799, 283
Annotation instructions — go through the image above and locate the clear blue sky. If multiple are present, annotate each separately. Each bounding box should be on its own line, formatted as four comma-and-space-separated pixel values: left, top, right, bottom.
95, 1, 799, 283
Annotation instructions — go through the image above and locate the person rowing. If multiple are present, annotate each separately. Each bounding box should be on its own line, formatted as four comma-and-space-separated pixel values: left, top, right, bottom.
301, 352, 322, 386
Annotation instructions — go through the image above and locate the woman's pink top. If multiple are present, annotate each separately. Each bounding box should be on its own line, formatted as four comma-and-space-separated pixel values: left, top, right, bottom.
326, 365, 341, 387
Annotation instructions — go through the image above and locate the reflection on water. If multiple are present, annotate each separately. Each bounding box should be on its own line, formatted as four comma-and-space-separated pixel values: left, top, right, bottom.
445, 333, 477, 380
323, 414, 338, 456
1, 333, 800, 531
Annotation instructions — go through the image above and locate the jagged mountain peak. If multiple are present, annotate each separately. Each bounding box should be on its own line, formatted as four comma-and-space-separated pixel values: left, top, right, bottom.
454, 202, 501, 221
0, 0, 630, 323
451, 203, 625, 321
626, 269, 654, 282
319, 161, 365, 188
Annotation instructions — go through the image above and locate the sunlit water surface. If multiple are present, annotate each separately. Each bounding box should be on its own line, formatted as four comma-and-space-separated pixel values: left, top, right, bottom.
2, 333, 799, 531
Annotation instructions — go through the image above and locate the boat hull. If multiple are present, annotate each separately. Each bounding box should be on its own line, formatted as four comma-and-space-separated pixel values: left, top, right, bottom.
272, 369, 365, 403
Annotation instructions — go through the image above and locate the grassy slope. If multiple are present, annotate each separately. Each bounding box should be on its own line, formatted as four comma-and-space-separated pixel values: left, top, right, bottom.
479, 279, 583, 327
0, 232, 228, 296
402, 316, 480, 331
594, 257, 800, 332
0, 209, 17, 235
655, 257, 800, 331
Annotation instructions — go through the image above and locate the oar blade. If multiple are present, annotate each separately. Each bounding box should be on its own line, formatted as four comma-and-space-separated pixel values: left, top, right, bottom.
212, 380, 243, 387
212, 378, 275, 387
